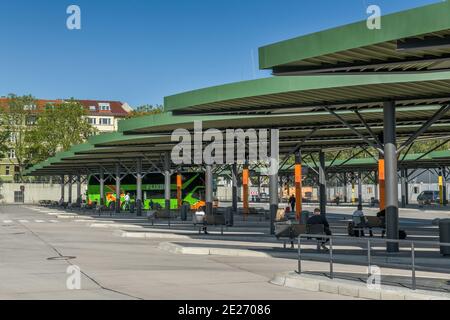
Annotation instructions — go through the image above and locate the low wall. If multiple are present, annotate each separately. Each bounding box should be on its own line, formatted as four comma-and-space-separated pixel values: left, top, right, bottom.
0, 183, 87, 204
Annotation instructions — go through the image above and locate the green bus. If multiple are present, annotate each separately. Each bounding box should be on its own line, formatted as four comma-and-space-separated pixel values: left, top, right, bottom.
87, 172, 206, 210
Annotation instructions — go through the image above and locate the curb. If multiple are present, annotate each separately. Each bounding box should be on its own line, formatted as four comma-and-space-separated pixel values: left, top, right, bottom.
158, 242, 274, 258
271, 272, 450, 300
89, 223, 143, 229
115, 230, 192, 240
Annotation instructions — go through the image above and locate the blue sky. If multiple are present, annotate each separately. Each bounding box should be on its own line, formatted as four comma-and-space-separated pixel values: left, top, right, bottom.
0, 0, 442, 107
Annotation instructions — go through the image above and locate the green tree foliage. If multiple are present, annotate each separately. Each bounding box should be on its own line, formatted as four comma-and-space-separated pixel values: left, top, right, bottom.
28, 99, 97, 164
126, 104, 163, 118
0, 103, 11, 159
2, 94, 37, 181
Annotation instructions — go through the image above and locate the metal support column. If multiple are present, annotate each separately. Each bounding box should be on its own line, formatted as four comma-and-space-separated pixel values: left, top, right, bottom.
242, 164, 249, 218
269, 130, 279, 235
401, 168, 407, 208
115, 163, 121, 214
68, 175, 73, 204
231, 164, 238, 214
295, 151, 303, 220
374, 170, 379, 202
358, 171, 363, 206
76, 175, 81, 204
378, 155, 385, 210
136, 158, 143, 216
99, 168, 105, 206
205, 164, 213, 216
60, 175, 65, 202
176, 173, 183, 209
319, 151, 327, 215
343, 172, 348, 203
384, 101, 399, 253
164, 152, 171, 214
443, 167, 448, 206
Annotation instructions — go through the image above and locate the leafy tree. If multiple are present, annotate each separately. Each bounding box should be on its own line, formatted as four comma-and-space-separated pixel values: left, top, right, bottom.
0, 102, 11, 159
27, 99, 97, 164
2, 94, 37, 181
126, 104, 163, 118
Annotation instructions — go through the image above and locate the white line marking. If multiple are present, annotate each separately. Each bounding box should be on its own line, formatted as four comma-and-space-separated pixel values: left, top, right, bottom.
50, 220, 59, 223
3, 220, 13, 224
18, 220, 29, 223
35, 220, 45, 223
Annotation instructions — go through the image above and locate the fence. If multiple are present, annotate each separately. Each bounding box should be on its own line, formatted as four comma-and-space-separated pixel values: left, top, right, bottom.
296, 234, 450, 290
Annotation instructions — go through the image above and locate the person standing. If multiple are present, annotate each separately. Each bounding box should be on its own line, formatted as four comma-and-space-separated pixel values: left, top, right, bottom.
289, 195, 296, 213
124, 192, 131, 211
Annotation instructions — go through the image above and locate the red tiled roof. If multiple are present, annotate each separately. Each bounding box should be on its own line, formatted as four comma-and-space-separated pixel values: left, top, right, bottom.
0, 98, 131, 117
77, 100, 130, 117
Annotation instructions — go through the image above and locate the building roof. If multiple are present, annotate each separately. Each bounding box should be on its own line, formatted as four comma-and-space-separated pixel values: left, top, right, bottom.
0, 98, 131, 117
164, 72, 450, 115
77, 100, 132, 117
258, 1, 450, 74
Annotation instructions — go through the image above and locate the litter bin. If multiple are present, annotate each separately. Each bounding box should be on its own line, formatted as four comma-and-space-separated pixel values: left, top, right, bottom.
439, 219, 450, 256
300, 211, 310, 225
180, 204, 189, 221
225, 207, 234, 226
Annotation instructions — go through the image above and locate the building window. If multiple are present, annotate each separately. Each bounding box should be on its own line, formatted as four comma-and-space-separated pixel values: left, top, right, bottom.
89, 106, 97, 112
99, 103, 111, 111
9, 132, 17, 143
26, 115, 37, 125
100, 118, 111, 125
23, 104, 37, 111
5, 166, 10, 175
8, 149, 16, 159
87, 117, 97, 125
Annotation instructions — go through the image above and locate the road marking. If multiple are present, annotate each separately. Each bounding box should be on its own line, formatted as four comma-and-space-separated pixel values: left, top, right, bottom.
18, 220, 29, 223
50, 220, 59, 223
35, 220, 45, 223
3, 220, 13, 224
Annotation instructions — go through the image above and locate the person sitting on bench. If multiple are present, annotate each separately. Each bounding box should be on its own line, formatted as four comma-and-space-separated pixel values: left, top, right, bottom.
307, 208, 332, 251
352, 204, 372, 237
377, 208, 386, 238
195, 206, 208, 235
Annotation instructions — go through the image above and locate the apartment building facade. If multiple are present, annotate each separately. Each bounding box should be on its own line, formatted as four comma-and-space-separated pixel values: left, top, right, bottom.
0, 98, 132, 182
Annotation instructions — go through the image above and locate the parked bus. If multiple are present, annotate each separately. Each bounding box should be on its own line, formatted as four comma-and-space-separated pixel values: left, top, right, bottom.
87, 172, 206, 210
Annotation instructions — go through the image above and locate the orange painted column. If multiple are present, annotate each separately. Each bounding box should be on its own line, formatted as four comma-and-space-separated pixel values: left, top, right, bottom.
243, 166, 249, 218
378, 157, 385, 210
295, 152, 302, 221
176, 173, 182, 208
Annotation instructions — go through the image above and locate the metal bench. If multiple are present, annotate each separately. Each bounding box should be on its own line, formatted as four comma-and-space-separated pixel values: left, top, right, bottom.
275, 223, 307, 248
146, 210, 180, 226
193, 214, 226, 235
348, 216, 386, 237
275, 223, 326, 249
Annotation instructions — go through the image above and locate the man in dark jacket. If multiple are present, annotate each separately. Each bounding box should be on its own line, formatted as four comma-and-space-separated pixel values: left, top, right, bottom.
307, 208, 332, 251
289, 195, 296, 212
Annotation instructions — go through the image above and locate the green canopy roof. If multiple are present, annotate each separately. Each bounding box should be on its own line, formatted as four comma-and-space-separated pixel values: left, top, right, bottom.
164, 72, 450, 115
259, 1, 450, 74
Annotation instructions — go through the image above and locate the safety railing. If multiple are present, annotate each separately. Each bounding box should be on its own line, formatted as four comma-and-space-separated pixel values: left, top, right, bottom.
296, 234, 450, 290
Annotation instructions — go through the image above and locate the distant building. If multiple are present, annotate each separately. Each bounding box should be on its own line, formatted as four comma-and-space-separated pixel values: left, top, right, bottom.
0, 98, 132, 182
76, 100, 132, 132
